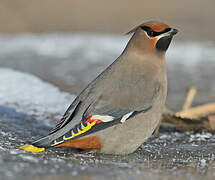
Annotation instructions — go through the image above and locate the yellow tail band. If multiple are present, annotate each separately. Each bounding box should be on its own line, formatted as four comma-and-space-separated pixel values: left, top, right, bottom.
19, 144, 45, 153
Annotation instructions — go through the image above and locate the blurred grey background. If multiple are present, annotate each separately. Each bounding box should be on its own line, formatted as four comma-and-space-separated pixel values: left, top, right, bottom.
0, 0, 214, 41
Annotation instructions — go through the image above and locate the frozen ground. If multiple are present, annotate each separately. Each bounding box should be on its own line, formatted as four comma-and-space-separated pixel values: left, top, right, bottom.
1, 34, 215, 180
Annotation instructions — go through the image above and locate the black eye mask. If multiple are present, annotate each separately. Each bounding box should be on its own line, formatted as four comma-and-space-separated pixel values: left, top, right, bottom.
141, 26, 171, 37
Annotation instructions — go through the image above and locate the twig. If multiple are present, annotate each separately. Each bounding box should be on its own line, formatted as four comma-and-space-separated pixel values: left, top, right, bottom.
176, 102, 215, 119
159, 86, 215, 132
182, 86, 197, 110
161, 113, 212, 132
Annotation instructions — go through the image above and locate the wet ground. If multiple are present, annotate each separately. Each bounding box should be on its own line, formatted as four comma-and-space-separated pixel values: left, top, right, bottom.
1, 34, 215, 180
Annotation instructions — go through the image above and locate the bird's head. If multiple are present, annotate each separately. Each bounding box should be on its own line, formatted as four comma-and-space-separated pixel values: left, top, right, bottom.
127, 21, 178, 53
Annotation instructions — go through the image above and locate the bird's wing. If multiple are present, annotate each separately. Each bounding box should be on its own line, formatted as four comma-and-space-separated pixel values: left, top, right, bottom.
30, 95, 152, 149
50, 102, 152, 147
49, 98, 82, 135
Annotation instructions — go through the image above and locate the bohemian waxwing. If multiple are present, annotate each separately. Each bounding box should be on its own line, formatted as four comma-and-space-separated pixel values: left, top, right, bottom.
20, 21, 178, 155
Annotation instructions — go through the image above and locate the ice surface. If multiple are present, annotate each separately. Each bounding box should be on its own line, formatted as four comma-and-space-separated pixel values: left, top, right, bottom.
0, 68, 75, 123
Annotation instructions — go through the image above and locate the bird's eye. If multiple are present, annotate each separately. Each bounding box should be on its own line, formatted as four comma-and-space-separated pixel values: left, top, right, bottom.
147, 30, 154, 37
140, 26, 156, 37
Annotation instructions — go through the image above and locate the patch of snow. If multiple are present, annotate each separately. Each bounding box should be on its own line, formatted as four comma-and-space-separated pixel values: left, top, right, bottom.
189, 132, 212, 142
159, 134, 171, 140
200, 159, 207, 167
0, 33, 214, 67
0, 68, 75, 122
167, 41, 215, 66
19, 154, 39, 163
9, 149, 20, 155
0, 33, 127, 59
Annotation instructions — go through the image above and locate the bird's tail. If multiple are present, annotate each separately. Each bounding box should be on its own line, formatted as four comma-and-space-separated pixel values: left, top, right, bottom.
20, 100, 82, 152
19, 124, 68, 152
19, 134, 54, 152
19, 144, 45, 153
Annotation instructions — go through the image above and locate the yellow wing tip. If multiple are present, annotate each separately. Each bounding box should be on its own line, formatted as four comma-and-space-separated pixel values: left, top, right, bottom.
19, 144, 45, 153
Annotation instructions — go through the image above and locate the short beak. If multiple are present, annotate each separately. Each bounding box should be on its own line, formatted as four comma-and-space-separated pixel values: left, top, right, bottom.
169, 28, 178, 36
158, 28, 179, 39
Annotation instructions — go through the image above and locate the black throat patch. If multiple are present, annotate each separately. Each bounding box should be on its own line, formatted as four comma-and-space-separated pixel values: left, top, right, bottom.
156, 36, 173, 51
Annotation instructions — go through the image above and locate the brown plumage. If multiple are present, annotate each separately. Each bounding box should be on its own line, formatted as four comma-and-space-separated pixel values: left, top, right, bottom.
127, 21, 169, 34
20, 21, 178, 155
56, 136, 102, 150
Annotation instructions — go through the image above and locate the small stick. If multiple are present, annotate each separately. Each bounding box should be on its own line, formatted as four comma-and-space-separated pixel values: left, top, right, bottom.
162, 113, 211, 131
182, 86, 197, 110
176, 102, 215, 119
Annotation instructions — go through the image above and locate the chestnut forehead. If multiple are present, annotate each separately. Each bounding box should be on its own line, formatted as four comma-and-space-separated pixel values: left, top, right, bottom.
144, 23, 170, 32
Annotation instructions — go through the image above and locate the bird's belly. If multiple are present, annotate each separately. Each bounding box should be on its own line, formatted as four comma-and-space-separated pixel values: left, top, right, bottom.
94, 105, 163, 155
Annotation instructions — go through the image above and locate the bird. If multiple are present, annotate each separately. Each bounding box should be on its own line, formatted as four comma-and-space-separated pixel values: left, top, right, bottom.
20, 21, 178, 155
